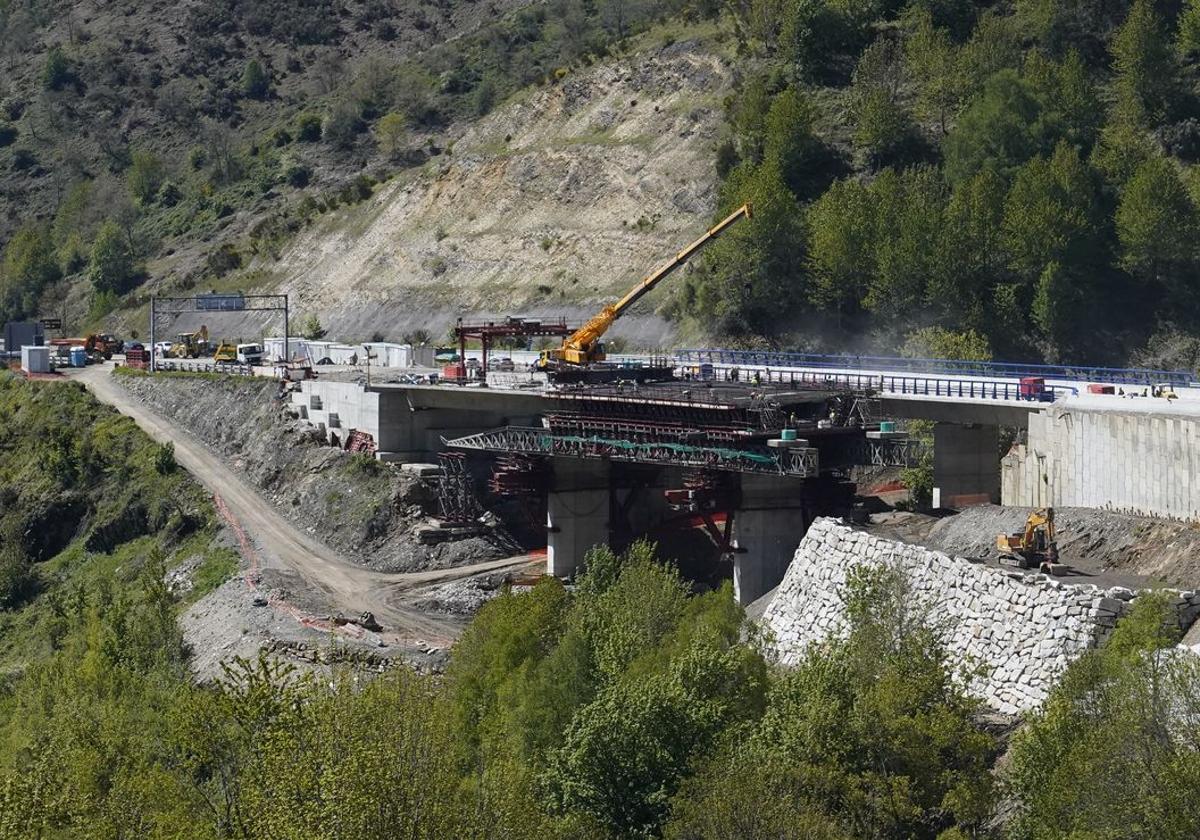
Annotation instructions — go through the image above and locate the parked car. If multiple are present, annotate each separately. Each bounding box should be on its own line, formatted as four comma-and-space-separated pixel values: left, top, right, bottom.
154, 341, 173, 355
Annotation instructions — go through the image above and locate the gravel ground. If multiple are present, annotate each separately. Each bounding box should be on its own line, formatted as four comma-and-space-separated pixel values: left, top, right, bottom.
867, 506, 1200, 589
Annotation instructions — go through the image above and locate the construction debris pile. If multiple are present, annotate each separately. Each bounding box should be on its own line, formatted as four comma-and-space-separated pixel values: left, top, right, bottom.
761, 518, 1200, 715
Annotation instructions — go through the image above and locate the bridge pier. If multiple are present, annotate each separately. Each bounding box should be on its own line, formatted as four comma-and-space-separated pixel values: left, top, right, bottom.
732, 475, 815, 605
933, 422, 1000, 508
546, 458, 610, 578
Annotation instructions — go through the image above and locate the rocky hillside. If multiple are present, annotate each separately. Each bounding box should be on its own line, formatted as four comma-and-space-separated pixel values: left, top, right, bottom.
113, 370, 515, 571
264, 42, 729, 344
0, 0, 731, 348
157, 34, 735, 347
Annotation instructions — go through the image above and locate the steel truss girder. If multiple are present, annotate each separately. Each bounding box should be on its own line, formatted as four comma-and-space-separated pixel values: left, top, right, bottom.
443, 426, 819, 477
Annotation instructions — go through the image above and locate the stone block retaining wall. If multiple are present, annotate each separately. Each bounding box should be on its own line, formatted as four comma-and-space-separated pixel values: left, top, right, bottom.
760, 518, 1200, 715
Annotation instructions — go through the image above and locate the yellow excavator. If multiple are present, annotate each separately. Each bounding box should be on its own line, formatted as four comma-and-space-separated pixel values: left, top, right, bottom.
537, 203, 752, 369
997, 507, 1063, 573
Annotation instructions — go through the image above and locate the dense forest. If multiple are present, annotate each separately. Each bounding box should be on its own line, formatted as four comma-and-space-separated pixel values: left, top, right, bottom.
0, 381, 1198, 840
675, 0, 1200, 366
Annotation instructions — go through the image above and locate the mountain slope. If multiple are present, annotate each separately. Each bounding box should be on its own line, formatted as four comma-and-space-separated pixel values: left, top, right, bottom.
148, 33, 734, 346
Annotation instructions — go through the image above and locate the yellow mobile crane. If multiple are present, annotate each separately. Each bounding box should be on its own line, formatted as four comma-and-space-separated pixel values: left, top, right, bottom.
538, 203, 752, 369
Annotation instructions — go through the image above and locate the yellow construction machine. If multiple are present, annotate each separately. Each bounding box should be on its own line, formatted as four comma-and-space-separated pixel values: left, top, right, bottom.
169, 325, 211, 359
213, 341, 238, 364
537, 203, 752, 370
997, 507, 1063, 573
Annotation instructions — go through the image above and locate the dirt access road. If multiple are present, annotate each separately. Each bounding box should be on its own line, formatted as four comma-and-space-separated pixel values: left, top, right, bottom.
71, 366, 536, 646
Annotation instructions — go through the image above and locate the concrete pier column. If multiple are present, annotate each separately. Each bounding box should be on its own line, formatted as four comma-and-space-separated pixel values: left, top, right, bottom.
933, 422, 1000, 508
546, 458, 610, 579
732, 475, 808, 605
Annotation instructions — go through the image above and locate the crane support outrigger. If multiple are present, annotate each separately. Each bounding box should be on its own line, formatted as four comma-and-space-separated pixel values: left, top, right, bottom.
538, 203, 752, 369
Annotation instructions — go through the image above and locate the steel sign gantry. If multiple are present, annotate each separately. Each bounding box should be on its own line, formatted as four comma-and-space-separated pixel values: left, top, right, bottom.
149, 293, 289, 372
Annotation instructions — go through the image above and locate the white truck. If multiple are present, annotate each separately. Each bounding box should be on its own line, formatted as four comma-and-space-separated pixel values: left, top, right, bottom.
236, 343, 264, 365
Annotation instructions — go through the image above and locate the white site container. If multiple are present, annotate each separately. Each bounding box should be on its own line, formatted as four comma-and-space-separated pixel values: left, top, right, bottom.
21, 345, 50, 373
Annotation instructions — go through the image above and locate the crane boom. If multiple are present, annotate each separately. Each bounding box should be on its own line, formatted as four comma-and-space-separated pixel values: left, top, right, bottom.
545, 203, 752, 367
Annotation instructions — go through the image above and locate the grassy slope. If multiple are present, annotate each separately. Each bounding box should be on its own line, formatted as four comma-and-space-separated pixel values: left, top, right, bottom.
0, 372, 234, 676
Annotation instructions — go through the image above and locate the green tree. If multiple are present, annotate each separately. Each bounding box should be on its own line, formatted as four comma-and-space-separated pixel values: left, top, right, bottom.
1031, 260, 1078, 354
127, 150, 165, 207
299, 312, 327, 339
241, 59, 269, 99
0, 224, 60, 321
1112, 0, 1177, 127
87, 220, 138, 296
1024, 48, 1102, 150
685, 160, 806, 334
295, 112, 322, 142
904, 8, 964, 134
1181, 0, 1200, 57
928, 167, 1007, 326
1007, 595, 1200, 839
866, 166, 947, 315
324, 101, 363, 149
944, 70, 1050, 183
807, 177, 874, 315
374, 112, 407, 158
1116, 156, 1198, 292
762, 88, 825, 198
42, 45, 71, 90
851, 38, 915, 166
1002, 141, 1102, 283
902, 326, 992, 361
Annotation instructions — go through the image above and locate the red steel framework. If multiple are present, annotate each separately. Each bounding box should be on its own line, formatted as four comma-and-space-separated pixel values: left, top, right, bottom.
453, 317, 574, 376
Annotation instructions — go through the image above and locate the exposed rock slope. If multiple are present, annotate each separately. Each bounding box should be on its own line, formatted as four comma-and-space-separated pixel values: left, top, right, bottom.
252, 41, 733, 345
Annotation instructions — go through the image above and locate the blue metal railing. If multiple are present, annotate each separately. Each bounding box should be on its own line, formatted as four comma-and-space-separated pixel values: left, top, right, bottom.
679, 349, 1194, 387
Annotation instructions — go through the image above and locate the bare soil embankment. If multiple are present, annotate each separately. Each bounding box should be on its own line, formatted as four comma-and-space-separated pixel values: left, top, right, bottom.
115, 372, 514, 572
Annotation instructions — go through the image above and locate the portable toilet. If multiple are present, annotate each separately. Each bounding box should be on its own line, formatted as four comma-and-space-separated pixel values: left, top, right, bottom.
69, 346, 87, 367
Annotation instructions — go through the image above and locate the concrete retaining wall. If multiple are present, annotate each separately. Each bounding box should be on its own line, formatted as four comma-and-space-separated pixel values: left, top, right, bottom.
761, 518, 1200, 715
1003, 401, 1200, 520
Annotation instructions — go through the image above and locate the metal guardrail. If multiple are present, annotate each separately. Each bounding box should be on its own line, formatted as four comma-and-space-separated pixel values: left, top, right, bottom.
443, 426, 820, 476
776, 370, 1077, 402
680, 349, 1193, 387
154, 359, 256, 377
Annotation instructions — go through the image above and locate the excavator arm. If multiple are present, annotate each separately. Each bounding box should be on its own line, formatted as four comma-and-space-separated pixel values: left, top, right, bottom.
547, 203, 752, 367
